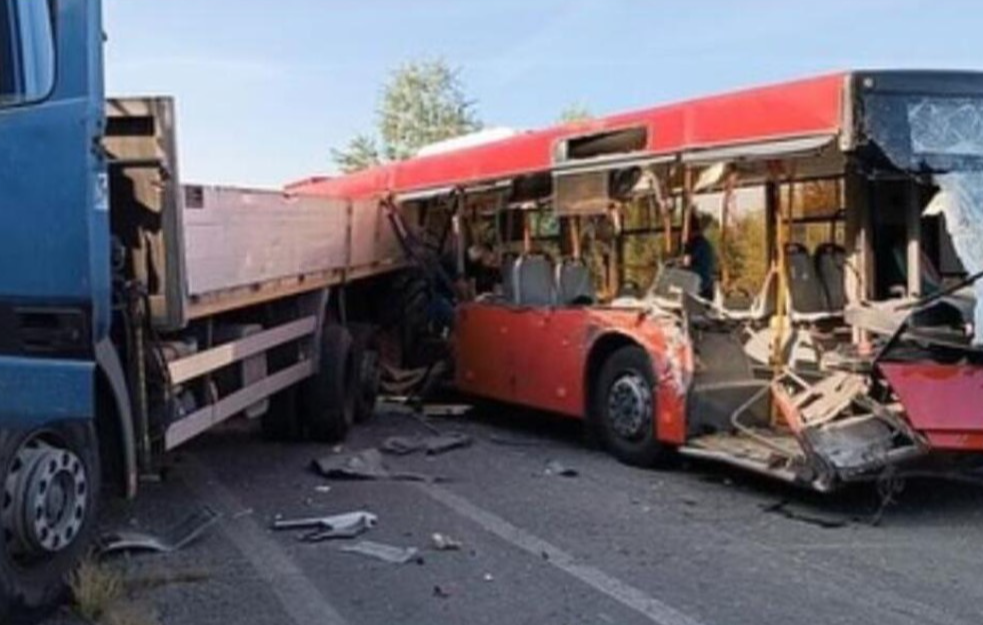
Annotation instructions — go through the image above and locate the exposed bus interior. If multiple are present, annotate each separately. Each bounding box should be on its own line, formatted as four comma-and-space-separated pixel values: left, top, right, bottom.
407, 125, 982, 488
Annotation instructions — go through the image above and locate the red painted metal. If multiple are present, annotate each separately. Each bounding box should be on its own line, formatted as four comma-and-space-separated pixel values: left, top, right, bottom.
454, 303, 693, 445
879, 363, 983, 451
290, 73, 847, 200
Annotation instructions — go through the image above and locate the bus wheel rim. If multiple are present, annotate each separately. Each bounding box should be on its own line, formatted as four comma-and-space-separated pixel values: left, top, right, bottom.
607, 373, 651, 441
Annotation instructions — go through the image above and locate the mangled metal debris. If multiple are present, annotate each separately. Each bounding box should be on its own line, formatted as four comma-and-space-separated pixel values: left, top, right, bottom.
272, 511, 378, 542
311, 449, 445, 483
97, 507, 220, 557
380, 433, 473, 457
339, 540, 420, 565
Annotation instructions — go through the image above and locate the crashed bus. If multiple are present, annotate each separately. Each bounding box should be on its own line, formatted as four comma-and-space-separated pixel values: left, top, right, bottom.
294, 71, 983, 491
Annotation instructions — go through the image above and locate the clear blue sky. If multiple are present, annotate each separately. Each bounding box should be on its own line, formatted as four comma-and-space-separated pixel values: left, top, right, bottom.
105, 0, 981, 188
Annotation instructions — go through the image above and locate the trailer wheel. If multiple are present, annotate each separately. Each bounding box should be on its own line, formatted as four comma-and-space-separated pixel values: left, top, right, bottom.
301, 324, 357, 443
349, 324, 381, 423
0, 423, 100, 622
594, 346, 670, 467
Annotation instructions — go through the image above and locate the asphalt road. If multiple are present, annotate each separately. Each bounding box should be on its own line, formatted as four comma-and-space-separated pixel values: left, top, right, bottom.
47, 403, 983, 625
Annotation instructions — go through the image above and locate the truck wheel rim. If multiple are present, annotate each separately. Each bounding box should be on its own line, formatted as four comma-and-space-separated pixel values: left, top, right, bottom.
2, 436, 88, 561
607, 373, 651, 441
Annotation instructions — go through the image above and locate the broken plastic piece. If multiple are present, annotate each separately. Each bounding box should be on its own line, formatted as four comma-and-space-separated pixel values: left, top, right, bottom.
339, 540, 419, 564
97, 507, 220, 557
430, 533, 462, 551
311, 449, 443, 483
545, 460, 579, 478
380, 433, 472, 457
272, 511, 378, 542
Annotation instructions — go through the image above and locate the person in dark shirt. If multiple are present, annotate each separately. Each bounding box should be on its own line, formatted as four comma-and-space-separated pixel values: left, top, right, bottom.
683, 212, 717, 301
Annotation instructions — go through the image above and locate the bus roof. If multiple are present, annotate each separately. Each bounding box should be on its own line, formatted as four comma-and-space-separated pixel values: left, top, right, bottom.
288, 72, 849, 200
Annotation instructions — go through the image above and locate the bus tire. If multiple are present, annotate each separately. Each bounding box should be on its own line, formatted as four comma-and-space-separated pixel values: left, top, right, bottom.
301, 324, 357, 443
594, 346, 669, 467
349, 324, 381, 423
0, 422, 100, 623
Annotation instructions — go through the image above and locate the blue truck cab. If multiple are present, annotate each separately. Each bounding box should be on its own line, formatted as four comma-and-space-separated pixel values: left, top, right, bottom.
0, 0, 107, 617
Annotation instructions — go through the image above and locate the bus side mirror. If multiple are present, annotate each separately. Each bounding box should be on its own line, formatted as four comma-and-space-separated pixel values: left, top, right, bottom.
0, 0, 56, 108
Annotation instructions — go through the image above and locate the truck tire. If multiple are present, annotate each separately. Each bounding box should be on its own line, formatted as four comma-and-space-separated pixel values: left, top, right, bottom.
382, 272, 431, 367
0, 422, 100, 623
594, 346, 670, 467
301, 324, 357, 443
349, 324, 381, 423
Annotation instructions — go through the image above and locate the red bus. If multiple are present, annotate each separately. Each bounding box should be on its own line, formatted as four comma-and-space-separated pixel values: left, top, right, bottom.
294, 71, 983, 491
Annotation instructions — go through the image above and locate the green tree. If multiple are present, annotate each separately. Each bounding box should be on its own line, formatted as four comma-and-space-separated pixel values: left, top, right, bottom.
332, 59, 482, 171
330, 133, 382, 174
558, 103, 593, 123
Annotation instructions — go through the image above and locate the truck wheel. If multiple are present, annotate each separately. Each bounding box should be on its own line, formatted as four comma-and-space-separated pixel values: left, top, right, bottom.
301, 324, 357, 443
349, 324, 381, 423
594, 346, 669, 467
0, 423, 100, 622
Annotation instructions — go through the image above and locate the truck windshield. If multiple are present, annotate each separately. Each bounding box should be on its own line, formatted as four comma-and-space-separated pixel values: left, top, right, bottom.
0, 0, 55, 107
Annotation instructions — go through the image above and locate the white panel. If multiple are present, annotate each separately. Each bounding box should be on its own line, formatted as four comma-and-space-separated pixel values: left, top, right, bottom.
183, 186, 350, 297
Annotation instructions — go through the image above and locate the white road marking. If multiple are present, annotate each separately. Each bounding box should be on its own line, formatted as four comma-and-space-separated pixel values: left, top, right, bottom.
419, 483, 707, 625
181, 455, 350, 625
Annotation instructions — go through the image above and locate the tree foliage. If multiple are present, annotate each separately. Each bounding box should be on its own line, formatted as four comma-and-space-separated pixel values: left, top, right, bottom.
558, 104, 593, 123
330, 133, 382, 174
332, 59, 482, 171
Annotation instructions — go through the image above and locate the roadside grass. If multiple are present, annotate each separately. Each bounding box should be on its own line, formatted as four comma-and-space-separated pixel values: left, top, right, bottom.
69, 558, 210, 625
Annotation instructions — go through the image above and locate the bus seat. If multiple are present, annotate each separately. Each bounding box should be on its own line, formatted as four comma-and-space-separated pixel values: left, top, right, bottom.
556, 259, 595, 305
649, 264, 702, 309
502, 254, 520, 304
815, 243, 847, 312
515, 254, 556, 307
718, 266, 777, 322
786, 243, 836, 322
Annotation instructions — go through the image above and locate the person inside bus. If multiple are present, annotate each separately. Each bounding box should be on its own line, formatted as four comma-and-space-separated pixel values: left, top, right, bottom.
683, 212, 717, 301
466, 243, 502, 295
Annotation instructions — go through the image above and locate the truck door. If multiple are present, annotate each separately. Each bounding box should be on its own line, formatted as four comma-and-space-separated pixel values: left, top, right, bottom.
0, 0, 106, 426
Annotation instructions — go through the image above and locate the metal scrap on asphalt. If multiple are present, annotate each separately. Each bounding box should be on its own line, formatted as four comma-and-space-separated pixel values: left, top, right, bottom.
339, 540, 421, 564
97, 507, 220, 557
380, 432, 473, 456
311, 448, 445, 483
272, 511, 378, 542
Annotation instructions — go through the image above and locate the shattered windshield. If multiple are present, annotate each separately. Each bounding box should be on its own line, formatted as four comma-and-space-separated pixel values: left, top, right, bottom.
867, 94, 983, 343
866, 94, 983, 172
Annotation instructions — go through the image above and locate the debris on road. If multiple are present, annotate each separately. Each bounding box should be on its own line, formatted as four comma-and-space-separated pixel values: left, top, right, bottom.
380, 432, 473, 457
430, 533, 463, 551
272, 511, 378, 542
761, 500, 850, 529
545, 460, 579, 478
487, 435, 543, 448
421, 404, 474, 418
97, 507, 220, 557
311, 448, 444, 483
340, 540, 420, 564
